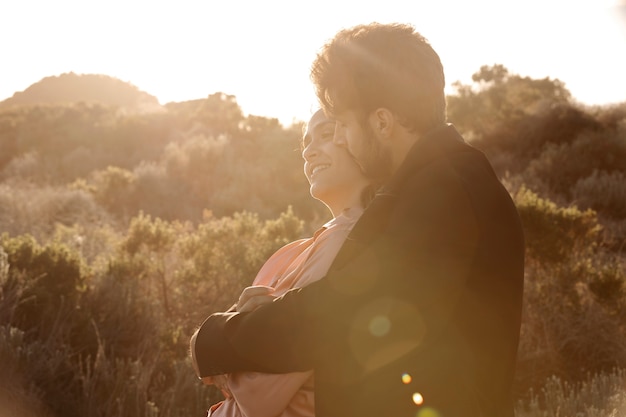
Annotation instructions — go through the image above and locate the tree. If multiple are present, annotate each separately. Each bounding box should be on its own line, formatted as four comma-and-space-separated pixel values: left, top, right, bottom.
447, 64, 571, 137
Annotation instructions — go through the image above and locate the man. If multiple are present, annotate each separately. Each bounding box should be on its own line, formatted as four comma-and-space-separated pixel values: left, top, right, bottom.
193, 22, 525, 417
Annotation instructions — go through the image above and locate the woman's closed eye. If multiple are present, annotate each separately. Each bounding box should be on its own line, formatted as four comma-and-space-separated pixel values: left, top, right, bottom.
320, 128, 334, 141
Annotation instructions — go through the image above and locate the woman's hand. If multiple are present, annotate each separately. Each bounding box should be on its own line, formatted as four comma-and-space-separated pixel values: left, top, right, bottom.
236, 285, 276, 312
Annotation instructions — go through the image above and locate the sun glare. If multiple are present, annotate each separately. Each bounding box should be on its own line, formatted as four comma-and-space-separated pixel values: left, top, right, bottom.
0, 0, 624, 123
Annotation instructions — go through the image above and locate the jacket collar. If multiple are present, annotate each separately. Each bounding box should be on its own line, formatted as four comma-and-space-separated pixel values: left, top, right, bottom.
381, 123, 469, 194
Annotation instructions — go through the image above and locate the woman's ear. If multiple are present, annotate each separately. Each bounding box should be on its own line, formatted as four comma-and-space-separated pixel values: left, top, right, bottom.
368, 108, 395, 139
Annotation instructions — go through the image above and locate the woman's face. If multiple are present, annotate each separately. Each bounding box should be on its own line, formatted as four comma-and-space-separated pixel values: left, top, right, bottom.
302, 110, 371, 217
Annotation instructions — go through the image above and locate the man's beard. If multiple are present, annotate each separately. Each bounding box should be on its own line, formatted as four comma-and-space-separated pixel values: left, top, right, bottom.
354, 123, 394, 187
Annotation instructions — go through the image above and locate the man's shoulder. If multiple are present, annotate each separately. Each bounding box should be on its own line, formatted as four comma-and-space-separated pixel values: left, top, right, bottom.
387, 124, 482, 189
420, 124, 481, 159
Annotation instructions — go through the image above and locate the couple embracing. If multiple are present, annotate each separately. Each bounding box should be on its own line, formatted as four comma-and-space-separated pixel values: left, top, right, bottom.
191, 22, 525, 417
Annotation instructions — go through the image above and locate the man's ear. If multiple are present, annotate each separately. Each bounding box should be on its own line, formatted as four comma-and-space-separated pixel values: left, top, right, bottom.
368, 108, 395, 139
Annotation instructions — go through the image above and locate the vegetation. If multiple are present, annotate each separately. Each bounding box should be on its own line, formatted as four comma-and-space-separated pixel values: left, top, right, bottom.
0, 73, 162, 113
0, 69, 625, 416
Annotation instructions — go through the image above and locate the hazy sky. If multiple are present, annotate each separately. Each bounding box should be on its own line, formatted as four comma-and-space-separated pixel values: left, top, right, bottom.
1, 0, 625, 125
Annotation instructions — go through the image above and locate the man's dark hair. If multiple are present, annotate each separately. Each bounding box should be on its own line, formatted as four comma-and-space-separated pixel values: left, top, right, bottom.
311, 22, 446, 135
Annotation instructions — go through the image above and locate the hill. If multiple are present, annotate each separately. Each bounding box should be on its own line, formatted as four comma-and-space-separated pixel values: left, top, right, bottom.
0, 72, 163, 113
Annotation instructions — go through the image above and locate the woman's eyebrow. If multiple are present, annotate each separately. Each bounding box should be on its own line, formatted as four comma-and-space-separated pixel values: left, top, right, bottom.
313, 121, 335, 132
303, 121, 335, 146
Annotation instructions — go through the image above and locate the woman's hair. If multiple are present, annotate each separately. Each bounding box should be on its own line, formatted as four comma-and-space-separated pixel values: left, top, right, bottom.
310, 22, 446, 135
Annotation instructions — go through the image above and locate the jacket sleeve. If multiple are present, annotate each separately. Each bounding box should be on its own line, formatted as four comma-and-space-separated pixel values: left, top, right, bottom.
193, 158, 480, 378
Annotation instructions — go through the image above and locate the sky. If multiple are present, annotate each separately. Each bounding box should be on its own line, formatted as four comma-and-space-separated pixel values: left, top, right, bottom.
1, 0, 625, 126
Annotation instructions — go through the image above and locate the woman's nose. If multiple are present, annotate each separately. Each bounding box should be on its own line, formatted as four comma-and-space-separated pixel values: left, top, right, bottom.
302, 143, 318, 160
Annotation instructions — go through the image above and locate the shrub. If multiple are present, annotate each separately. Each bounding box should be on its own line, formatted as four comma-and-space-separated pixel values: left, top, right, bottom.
513, 188, 626, 395
0, 325, 59, 417
514, 187, 601, 266
516, 256, 626, 397
512, 104, 601, 160
0, 235, 87, 337
0, 207, 307, 417
573, 170, 626, 220
523, 129, 626, 198
0, 238, 91, 417
0, 183, 109, 240
180, 208, 304, 315
515, 368, 626, 417
51, 222, 120, 271
0, 151, 41, 181
89, 166, 136, 218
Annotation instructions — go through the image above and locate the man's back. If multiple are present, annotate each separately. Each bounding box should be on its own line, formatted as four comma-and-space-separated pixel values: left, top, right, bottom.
310, 125, 525, 417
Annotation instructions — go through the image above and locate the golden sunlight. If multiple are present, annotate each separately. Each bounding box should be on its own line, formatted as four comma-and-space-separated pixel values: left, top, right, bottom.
1, 0, 624, 124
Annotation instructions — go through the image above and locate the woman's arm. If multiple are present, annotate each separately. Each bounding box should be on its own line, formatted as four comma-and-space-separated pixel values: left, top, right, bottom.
228, 371, 313, 417
196, 285, 314, 417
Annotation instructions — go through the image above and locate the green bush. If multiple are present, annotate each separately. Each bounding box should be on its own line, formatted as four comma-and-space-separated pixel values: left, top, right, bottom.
179, 207, 304, 314
0, 207, 306, 417
573, 170, 626, 220
0, 238, 91, 417
514, 187, 601, 265
523, 130, 626, 198
0, 235, 86, 336
517, 256, 626, 390
447, 65, 571, 140
513, 187, 626, 396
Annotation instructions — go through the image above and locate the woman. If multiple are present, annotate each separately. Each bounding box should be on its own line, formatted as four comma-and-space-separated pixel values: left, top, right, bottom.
191, 109, 373, 417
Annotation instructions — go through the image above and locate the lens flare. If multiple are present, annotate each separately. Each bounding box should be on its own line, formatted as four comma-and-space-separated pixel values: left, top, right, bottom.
416, 406, 440, 417
401, 373, 412, 384
348, 297, 425, 372
368, 315, 391, 337
412, 392, 424, 405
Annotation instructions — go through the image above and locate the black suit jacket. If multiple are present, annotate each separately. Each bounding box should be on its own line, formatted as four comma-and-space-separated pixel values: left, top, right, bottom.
195, 124, 525, 417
